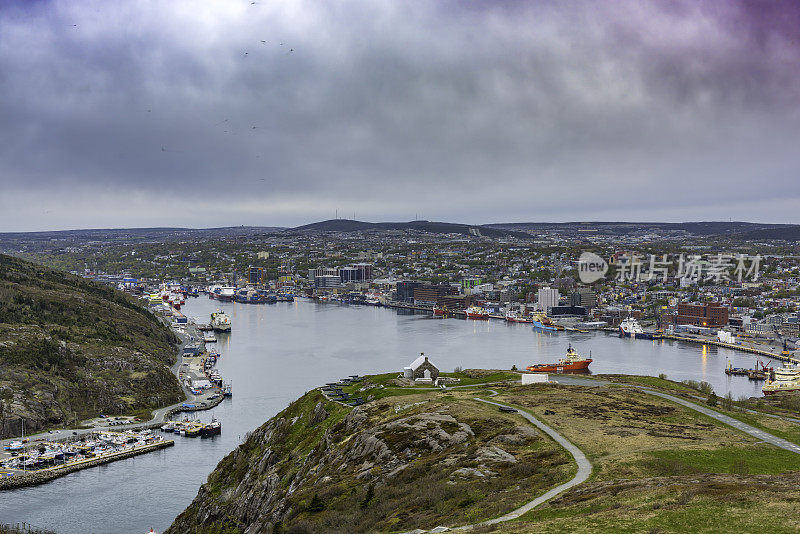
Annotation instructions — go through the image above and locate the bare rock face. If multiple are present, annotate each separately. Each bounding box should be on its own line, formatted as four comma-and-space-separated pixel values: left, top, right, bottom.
491, 425, 539, 446
310, 402, 328, 425
475, 445, 517, 464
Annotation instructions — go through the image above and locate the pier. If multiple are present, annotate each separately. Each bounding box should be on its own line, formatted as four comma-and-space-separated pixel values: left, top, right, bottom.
663, 334, 799, 364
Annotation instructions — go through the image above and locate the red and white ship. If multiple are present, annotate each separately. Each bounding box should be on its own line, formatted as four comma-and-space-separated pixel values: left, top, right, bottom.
505, 312, 533, 323
465, 305, 489, 319
526, 344, 592, 373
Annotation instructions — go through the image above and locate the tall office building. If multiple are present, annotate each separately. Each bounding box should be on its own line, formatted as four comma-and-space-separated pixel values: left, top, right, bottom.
537, 287, 560, 313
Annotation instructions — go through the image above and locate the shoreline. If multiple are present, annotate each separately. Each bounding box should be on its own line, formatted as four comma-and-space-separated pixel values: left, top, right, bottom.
0, 306, 222, 453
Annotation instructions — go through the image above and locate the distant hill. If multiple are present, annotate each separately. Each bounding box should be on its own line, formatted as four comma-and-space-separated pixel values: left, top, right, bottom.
0, 226, 285, 245
290, 219, 530, 238
0, 254, 183, 438
487, 221, 800, 240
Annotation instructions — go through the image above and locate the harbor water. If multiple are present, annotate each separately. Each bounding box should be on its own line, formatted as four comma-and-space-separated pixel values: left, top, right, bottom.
0, 298, 770, 533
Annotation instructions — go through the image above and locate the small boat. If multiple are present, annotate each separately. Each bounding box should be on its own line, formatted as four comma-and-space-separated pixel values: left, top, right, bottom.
203, 333, 217, 343
433, 304, 449, 316
526, 344, 593, 373
465, 305, 489, 319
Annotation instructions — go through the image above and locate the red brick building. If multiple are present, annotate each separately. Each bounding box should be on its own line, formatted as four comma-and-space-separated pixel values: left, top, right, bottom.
675, 302, 729, 327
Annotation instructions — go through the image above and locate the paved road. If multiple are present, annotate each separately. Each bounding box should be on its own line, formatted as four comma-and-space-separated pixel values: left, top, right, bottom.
640, 388, 800, 455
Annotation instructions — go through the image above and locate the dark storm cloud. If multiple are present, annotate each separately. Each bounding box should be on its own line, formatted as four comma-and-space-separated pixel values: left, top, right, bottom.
0, 0, 799, 230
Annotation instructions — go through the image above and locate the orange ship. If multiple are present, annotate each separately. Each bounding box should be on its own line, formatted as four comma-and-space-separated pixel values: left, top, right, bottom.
526, 344, 592, 373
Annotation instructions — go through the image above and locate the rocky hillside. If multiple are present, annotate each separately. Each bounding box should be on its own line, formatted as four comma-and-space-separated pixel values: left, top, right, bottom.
0, 254, 183, 438
168, 388, 572, 534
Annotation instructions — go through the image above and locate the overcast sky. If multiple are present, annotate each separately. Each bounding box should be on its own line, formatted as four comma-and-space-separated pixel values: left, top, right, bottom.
1, 0, 799, 231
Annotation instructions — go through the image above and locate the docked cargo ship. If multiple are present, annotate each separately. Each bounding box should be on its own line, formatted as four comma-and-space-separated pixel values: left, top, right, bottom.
465, 305, 489, 319
532, 313, 561, 331
210, 311, 232, 332
763, 366, 800, 395
526, 344, 592, 373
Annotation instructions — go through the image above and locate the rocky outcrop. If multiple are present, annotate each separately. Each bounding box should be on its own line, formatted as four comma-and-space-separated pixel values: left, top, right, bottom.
167, 390, 566, 534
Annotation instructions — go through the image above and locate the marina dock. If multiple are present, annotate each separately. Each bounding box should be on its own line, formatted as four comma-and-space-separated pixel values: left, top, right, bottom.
1, 436, 174, 491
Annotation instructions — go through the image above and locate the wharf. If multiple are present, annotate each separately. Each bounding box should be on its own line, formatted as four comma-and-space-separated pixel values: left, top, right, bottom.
663, 334, 799, 364
0, 439, 174, 491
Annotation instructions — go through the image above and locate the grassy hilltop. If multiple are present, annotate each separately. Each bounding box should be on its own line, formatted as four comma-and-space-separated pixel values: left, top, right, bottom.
168, 372, 800, 534
0, 254, 183, 438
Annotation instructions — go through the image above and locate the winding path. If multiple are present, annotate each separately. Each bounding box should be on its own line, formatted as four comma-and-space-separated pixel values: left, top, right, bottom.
463, 398, 593, 528
401, 396, 593, 533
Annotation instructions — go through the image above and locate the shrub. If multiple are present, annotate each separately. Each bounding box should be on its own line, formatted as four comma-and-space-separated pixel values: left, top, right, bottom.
360, 483, 375, 509
707, 393, 718, 407
658, 373, 667, 380
306, 493, 325, 513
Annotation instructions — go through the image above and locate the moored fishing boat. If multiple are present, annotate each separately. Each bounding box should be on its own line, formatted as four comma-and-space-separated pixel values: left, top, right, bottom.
526, 344, 592, 373
200, 418, 222, 437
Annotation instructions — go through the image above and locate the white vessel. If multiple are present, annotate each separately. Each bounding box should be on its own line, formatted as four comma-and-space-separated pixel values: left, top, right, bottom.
210, 311, 231, 332
763, 366, 800, 395
619, 317, 645, 338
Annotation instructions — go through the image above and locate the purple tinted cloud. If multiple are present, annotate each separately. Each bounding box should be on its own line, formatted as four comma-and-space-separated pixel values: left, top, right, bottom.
0, 0, 798, 230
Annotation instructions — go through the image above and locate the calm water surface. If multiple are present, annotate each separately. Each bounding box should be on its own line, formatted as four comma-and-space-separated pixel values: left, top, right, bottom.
0, 298, 768, 533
